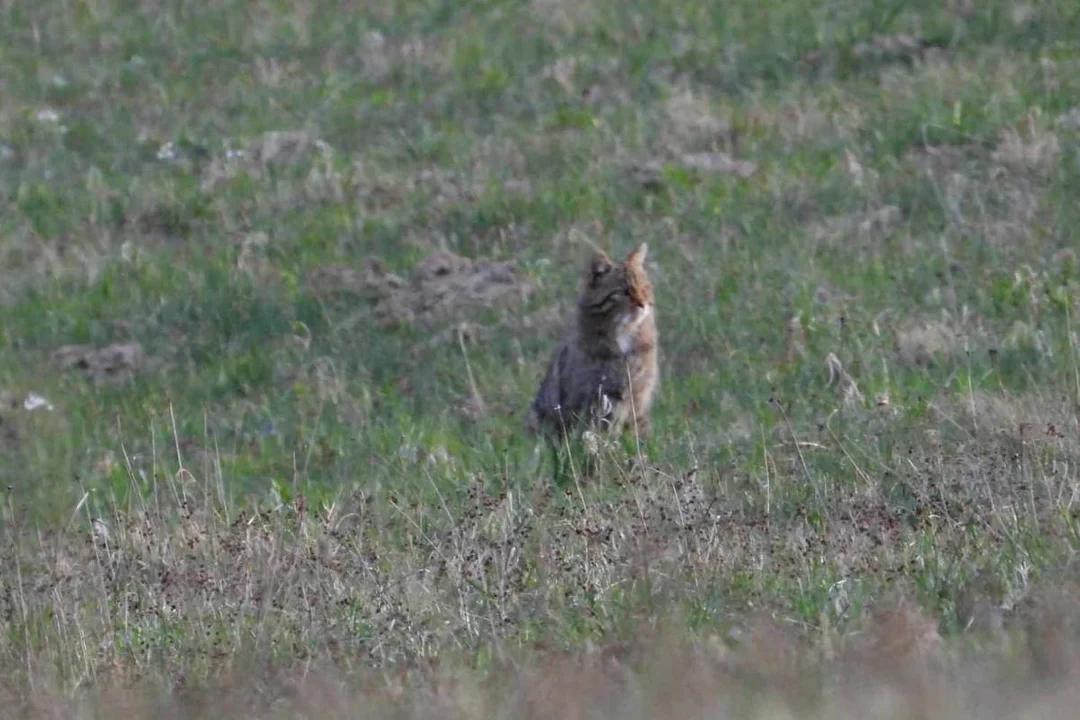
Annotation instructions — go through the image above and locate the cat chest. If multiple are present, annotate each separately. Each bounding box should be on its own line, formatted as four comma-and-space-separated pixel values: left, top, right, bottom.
615, 306, 652, 355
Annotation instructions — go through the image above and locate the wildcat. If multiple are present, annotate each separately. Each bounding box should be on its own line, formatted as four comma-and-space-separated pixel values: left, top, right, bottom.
526, 243, 659, 439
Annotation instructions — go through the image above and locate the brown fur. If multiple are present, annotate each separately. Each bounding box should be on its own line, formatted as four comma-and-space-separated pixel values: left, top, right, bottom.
527, 243, 659, 438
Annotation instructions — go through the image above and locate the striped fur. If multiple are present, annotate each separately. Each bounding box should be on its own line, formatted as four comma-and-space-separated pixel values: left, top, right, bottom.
527, 243, 659, 438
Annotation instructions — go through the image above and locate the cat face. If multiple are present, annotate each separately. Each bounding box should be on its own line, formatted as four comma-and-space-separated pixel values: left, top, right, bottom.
579, 244, 654, 349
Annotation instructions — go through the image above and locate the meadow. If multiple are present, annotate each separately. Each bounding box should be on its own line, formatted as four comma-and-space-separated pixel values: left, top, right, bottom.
3, 0, 1080, 716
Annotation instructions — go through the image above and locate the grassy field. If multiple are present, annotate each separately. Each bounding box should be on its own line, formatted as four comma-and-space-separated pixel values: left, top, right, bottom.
3, 0, 1080, 716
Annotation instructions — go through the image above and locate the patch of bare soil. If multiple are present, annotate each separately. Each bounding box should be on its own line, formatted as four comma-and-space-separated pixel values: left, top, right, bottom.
310, 250, 533, 330
627, 151, 758, 190
50, 342, 144, 383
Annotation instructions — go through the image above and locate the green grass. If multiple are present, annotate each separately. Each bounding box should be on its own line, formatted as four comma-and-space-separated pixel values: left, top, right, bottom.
3, 0, 1080, 714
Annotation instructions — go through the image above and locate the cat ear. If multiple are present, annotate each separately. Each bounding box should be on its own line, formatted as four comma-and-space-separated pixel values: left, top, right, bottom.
588, 251, 613, 283
626, 243, 648, 266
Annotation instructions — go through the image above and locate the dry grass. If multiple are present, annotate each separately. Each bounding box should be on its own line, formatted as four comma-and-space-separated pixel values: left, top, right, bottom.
3, 403, 1080, 713
7, 601, 1080, 719
3, 0, 1080, 716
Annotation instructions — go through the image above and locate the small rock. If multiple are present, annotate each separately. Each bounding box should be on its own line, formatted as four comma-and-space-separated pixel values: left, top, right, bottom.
310, 250, 532, 331
35, 107, 61, 124
22, 393, 53, 412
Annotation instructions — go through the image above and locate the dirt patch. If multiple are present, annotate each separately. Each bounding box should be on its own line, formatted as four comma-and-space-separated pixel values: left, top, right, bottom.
310, 250, 532, 330
628, 151, 758, 190
50, 342, 144, 383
